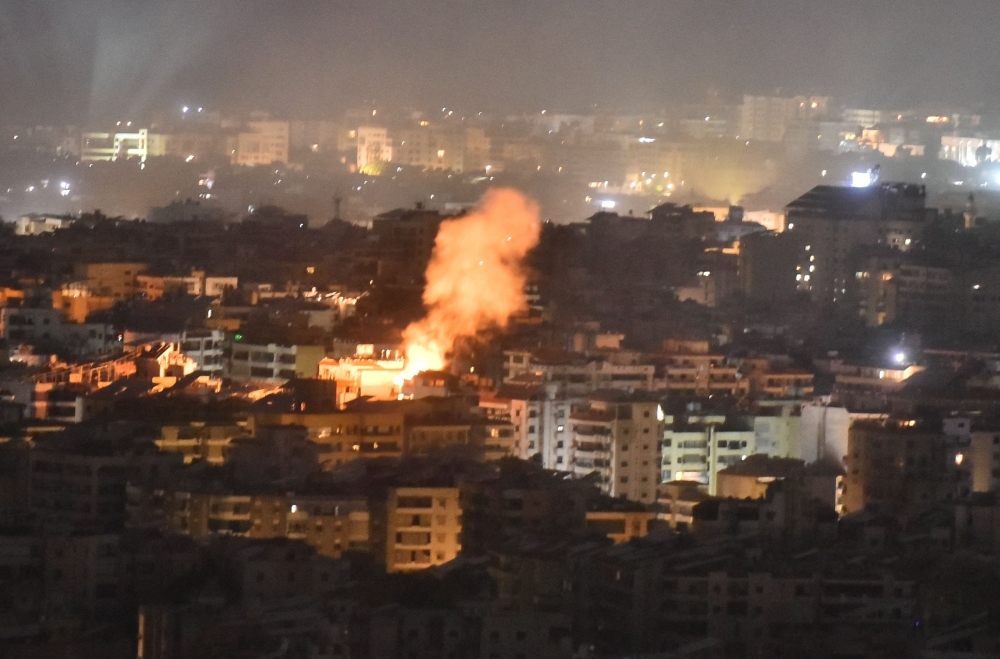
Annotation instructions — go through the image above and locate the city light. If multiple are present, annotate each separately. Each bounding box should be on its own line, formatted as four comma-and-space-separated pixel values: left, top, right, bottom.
851, 171, 873, 187
601, 200, 616, 209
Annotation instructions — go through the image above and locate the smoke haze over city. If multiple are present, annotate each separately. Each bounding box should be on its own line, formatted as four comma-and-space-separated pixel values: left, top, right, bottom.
4, 0, 1000, 122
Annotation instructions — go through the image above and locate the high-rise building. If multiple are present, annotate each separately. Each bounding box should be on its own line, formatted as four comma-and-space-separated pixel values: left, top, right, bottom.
568, 392, 663, 503
739, 231, 803, 304
785, 183, 934, 302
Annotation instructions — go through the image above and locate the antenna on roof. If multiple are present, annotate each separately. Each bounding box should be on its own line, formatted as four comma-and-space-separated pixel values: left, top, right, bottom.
332, 193, 343, 221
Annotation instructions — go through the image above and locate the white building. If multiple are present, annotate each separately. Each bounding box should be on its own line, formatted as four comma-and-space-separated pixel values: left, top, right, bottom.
661, 414, 756, 496
356, 126, 393, 172
15, 215, 75, 236
841, 108, 884, 128
940, 135, 1000, 167
178, 330, 227, 375
230, 121, 289, 166
0, 308, 116, 357
81, 129, 150, 162
799, 403, 888, 465
480, 382, 580, 468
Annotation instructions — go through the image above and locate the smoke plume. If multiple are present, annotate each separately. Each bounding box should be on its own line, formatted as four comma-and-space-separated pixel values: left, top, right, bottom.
401, 188, 541, 378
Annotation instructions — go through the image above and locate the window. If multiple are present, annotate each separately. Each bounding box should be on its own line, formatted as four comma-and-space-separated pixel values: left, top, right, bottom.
620, 476, 629, 484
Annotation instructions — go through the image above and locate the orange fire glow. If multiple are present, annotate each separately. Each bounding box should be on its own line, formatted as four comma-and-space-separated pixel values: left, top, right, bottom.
400, 188, 541, 380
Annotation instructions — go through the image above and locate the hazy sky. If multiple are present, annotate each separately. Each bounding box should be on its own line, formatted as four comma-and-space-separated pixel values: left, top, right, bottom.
2, 0, 1000, 123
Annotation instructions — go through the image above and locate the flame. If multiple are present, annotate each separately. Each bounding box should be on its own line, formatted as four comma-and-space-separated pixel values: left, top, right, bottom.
401, 188, 541, 380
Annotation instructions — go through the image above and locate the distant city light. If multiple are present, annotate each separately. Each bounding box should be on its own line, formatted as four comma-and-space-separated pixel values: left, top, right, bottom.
638, 137, 656, 143
851, 171, 874, 187
893, 351, 907, 365
601, 200, 616, 209
182, 106, 189, 113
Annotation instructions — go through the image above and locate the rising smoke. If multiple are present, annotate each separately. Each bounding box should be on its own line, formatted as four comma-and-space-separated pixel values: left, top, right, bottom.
401, 188, 542, 378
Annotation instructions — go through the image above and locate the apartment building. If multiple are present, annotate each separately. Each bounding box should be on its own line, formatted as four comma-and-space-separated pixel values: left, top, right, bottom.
655, 343, 749, 397
137, 271, 238, 300
250, 410, 406, 466
503, 349, 655, 395
858, 257, 954, 328
843, 420, 950, 514
356, 126, 393, 172
160, 490, 370, 559
30, 442, 181, 527
74, 262, 147, 299
568, 392, 664, 503
229, 121, 289, 166
318, 356, 405, 407
0, 307, 116, 356
584, 508, 656, 544
662, 413, 756, 495
177, 329, 227, 375
393, 125, 467, 172
480, 382, 579, 467
375, 487, 463, 573
785, 183, 934, 302
227, 342, 325, 382
155, 423, 251, 465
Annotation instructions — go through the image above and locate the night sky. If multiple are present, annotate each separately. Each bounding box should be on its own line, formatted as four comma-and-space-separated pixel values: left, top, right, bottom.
2, 0, 1000, 123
